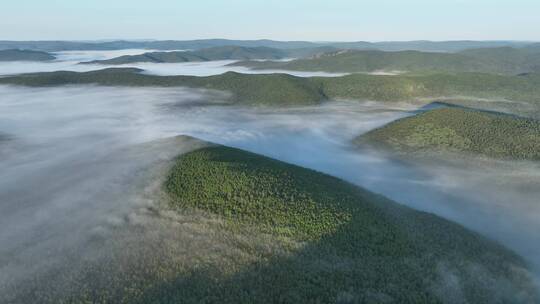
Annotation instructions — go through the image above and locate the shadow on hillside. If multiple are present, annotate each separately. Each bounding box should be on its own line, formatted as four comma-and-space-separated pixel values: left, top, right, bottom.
134, 193, 538, 304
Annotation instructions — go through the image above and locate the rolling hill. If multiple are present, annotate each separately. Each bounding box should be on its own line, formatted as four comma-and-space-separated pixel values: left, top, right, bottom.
357, 106, 540, 160
0, 49, 55, 61
82, 46, 338, 65
231, 47, 540, 74
318, 72, 540, 106
159, 143, 539, 302
0, 39, 533, 52
0, 68, 326, 106
523, 42, 540, 52
459, 47, 540, 73
9, 139, 538, 303
2, 69, 540, 108
82, 46, 291, 64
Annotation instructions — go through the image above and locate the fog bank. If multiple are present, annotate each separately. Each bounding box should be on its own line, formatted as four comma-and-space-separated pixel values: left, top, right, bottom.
0, 85, 539, 298
0, 50, 347, 77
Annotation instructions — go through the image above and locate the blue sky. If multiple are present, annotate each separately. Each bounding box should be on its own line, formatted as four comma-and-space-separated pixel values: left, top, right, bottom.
2, 0, 539, 41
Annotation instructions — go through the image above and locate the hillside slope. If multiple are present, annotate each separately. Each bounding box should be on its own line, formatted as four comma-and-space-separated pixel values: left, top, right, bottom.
357, 107, 540, 160
0, 69, 326, 106
161, 145, 538, 303
232, 48, 540, 74
460, 47, 540, 73
2, 69, 540, 108
3, 140, 539, 303
83, 46, 339, 65
0, 49, 55, 61
82, 46, 291, 64
232, 50, 484, 73
316, 72, 540, 104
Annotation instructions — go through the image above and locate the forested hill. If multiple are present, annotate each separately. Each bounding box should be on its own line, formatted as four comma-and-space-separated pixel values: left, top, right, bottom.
81, 46, 340, 65
357, 106, 540, 160
0, 49, 55, 61
231, 47, 540, 74
82, 46, 290, 64
2, 69, 540, 107
158, 143, 539, 303
0, 39, 533, 52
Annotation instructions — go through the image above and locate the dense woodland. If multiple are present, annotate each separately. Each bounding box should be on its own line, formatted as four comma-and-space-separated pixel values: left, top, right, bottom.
161, 145, 538, 303
232, 47, 540, 74
0, 49, 55, 61
82, 46, 290, 64
2, 69, 540, 108
358, 107, 540, 160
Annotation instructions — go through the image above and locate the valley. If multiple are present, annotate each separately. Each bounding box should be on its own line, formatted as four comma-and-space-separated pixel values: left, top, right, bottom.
1, 83, 539, 302
1, 35, 540, 303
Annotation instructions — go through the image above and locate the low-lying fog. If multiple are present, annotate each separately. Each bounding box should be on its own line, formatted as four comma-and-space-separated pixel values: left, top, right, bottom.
0, 49, 347, 77
0, 85, 539, 295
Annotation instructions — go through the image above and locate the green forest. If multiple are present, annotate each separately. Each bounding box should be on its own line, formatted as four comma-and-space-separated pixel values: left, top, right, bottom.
358, 107, 540, 160
232, 47, 540, 74
2, 68, 540, 107
159, 145, 539, 303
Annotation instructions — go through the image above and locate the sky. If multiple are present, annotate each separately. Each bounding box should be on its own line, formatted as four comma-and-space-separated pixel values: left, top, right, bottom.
1, 0, 539, 41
